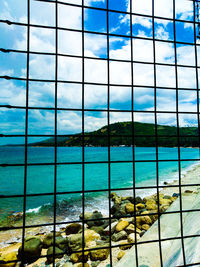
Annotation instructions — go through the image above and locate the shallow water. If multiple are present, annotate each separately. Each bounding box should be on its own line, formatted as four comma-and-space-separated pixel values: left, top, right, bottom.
0, 146, 199, 225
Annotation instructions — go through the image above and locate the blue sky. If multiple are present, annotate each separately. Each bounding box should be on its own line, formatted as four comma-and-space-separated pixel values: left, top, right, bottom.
0, 0, 199, 145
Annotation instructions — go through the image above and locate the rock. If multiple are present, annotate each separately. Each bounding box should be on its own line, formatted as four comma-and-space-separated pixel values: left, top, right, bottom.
70, 251, 89, 263
65, 223, 82, 235
47, 246, 64, 264
150, 213, 158, 223
125, 224, 135, 234
125, 203, 135, 214
110, 204, 120, 215
0, 251, 18, 267
90, 226, 104, 235
141, 210, 158, 223
18, 236, 42, 263
43, 232, 62, 248
110, 193, 121, 205
159, 205, 170, 213
184, 190, 193, 194
91, 261, 101, 267
74, 263, 90, 267
8, 212, 23, 223
127, 233, 140, 243
145, 200, 157, 211
121, 200, 131, 205
163, 195, 171, 199
170, 197, 177, 202
55, 236, 68, 251
136, 203, 145, 210
117, 250, 125, 260
140, 230, 146, 237
68, 233, 83, 252
80, 212, 93, 220
154, 193, 164, 201
43, 233, 68, 251
133, 215, 152, 229
62, 263, 73, 267
81, 211, 104, 227
135, 197, 143, 204
121, 217, 133, 224
86, 241, 96, 248
121, 197, 130, 201
113, 209, 127, 219
115, 221, 129, 232
119, 241, 132, 250
140, 211, 150, 215
104, 221, 118, 235
141, 224, 150, 231
111, 204, 127, 219
90, 248, 109, 261
143, 196, 155, 203
159, 199, 172, 205
101, 220, 110, 229
111, 231, 127, 242
140, 215, 152, 225
172, 193, 179, 198
84, 229, 101, 244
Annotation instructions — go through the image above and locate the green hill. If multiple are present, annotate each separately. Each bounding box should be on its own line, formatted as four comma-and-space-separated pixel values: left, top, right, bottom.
30, 121, 199, 147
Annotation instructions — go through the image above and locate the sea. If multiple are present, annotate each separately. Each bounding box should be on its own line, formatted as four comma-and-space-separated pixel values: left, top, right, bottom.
0, 146, 199, 227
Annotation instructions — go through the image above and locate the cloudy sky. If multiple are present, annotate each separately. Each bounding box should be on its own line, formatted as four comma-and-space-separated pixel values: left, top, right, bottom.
0, 0, 199, 144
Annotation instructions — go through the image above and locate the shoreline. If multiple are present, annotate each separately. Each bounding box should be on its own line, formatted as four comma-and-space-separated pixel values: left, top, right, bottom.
160, 162, 200, 196
0, 163, 199, 266
1, 162, 199, 246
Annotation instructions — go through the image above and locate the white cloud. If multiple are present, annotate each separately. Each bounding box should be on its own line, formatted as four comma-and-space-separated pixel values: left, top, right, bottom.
155, 26, 170, 40
131, 0, 152, 16
1, 0, 199, 135
0, 79, 26, 107
154, 0, 173, 19
177, 67, 197, 89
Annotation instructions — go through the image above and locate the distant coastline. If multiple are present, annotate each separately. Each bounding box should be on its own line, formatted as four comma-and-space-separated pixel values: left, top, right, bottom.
2, 121, 199, 148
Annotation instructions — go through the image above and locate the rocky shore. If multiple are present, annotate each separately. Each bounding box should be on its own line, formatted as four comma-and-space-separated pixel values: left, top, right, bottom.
0, 190, 179, 267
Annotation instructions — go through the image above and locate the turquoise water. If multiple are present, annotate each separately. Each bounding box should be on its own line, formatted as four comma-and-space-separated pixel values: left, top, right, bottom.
0, 146, 199, 224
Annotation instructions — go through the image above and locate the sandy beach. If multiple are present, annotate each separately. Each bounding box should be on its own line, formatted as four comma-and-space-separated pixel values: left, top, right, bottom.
160, 162, 200, 195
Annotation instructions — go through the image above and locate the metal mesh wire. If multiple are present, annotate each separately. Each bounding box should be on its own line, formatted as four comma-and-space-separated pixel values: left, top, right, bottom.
0, 0, 200, 266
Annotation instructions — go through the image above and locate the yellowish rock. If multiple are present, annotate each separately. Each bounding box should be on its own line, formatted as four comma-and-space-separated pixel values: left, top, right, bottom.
170, 197, 177, 202
136, 228, 142, 234
115, 221, 129, 232
125, 224, 135, 234
154, 193, 164, 201
84, 229, 101, 244
140, 215, 152, 225
119, 241, 132, 250
143, 195, 155, 203
127, 233, 140, 243
70, 251, 89, 263
136, 203, 145, 209
90, 248, 110, 261
125, 203, 135, 213
0, 251, 18, 267
145, 201, 158, 211
159, 199, 172, 205
159, 204, 170, 213
117, 250, 126, 260
140, 211, 150, 215
85, 241, 96, 248
74, 263, 90, 267
141, 224, 150, 231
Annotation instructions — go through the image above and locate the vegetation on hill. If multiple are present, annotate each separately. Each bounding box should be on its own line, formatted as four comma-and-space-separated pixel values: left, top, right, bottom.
30, 121, 199, 147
